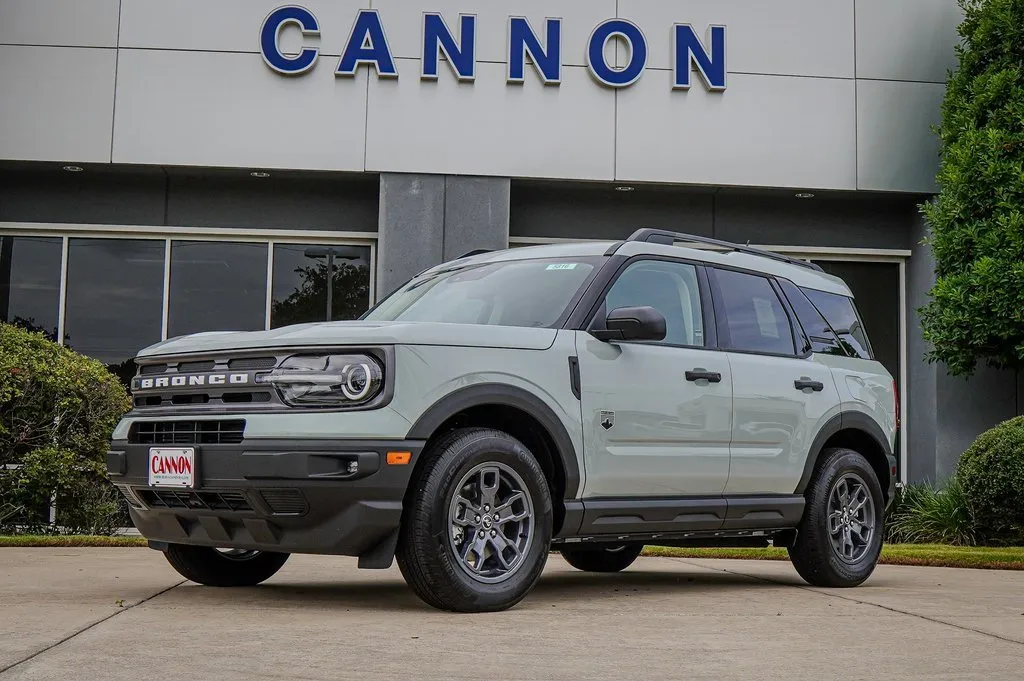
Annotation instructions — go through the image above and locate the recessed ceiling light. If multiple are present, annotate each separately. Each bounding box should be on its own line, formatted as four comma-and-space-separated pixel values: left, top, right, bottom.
795, 192, 815, 199
62, 165, 83, 172
615, 185, 635, 192
250, 171, 271, 178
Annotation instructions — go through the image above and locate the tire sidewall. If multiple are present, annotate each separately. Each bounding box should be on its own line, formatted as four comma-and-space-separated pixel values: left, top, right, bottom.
423, 431, 553, 609
812, 449, 885, 583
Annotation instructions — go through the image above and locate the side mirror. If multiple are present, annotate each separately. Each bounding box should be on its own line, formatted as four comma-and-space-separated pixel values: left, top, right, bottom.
592, 306, 667, 342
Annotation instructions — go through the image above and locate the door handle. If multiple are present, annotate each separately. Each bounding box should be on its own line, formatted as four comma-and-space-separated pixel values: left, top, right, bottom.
794, 379, 824, 392
685, 369, 722, 384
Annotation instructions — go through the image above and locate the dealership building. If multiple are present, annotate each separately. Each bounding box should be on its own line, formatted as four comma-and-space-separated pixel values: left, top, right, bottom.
0, 0, 1010, 485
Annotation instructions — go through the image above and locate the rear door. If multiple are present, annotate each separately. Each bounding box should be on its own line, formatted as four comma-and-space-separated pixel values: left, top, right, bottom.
575, 257, 733, 498
706, 267, 841, 496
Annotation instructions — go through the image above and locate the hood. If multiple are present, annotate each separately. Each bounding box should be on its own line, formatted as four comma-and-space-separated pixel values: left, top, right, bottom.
136, 320, 558, 358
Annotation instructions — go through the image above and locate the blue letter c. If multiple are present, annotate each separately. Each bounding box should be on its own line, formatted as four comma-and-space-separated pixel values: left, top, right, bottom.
260, 5, 320, 75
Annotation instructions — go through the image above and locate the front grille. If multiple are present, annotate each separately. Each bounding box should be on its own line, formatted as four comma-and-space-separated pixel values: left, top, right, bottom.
131, 353, 285, 413
228, 356, 276, 370
178, 360, 216, 373
260, 489, 308, 515
129, 420, 245, 445
137, 489, 252, 512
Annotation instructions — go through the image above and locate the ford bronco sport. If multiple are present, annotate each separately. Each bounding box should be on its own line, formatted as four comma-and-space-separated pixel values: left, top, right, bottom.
107, 228, 898, 612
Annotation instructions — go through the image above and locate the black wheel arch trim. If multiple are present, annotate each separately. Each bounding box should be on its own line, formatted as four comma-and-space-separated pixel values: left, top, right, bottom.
795, 411, 893, 497
405, 383, 582, 500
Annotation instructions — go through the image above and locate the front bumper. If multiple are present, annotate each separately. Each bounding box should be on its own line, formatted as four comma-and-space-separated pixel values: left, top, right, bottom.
108, 437, 423, 566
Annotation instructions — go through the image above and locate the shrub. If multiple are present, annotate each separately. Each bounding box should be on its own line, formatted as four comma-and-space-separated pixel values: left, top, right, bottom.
957, 416, 1024, 544
0, 323, 132, 534
885, 478, 977, 546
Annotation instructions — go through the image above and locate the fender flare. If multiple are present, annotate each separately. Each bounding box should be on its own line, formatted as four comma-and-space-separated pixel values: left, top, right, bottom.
405, 383, 582, 500
794, 411, 893, 496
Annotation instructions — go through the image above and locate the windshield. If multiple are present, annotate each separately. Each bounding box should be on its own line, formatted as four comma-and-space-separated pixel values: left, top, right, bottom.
364, 256, 600, 328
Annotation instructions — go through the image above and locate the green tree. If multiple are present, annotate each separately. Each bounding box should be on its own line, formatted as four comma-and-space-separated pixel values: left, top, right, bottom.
271, 261, 371, 328
920, 0, 1024, 377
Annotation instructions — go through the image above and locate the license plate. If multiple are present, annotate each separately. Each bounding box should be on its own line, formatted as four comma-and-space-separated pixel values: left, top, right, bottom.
148, 447, 196, 488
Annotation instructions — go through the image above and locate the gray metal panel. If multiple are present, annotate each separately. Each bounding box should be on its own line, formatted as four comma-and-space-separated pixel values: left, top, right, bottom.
936, 366, 1017, 482
375, 0, 616, 66
616, 73, 858, 190
111, 49, 369, 171
377, 173, 446, 298
0, 45, 116, 163
0, 0, 120, 47
855, 0, 964, 83
118, 0, 367, 55
619, 0, 855, 78
365, 61, 615, 180
165, 174, 379, 232
0, 166, 166, 225
510, 182, 714, 241
443, 177, 510, 260
857, 79, 944, 193
906, 210, 937, 484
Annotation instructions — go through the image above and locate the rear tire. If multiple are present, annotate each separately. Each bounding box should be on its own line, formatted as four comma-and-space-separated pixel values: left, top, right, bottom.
163, 545, 290, 587
396, 427, 553, 613
560, 544, 643, 572
788, 447, 884, 587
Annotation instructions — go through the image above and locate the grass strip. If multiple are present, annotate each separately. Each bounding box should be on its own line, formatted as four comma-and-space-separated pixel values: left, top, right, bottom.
0, 535, 148, 548
642, 543, 1024, 570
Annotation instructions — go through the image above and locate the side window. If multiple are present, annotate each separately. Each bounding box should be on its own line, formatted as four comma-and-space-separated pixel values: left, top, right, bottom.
712, 268, 796, 356
777, 278, 845, 356
800, 287, 874, 360
599, 259, 705, 347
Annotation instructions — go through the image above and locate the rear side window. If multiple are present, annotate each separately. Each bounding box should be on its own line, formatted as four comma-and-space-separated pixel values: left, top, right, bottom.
800, 287, 874, 360
777, 279, 845, 356
711, 268, 795, 356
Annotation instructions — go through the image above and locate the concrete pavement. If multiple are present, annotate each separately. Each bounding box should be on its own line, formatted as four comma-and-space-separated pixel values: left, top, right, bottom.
0, 548, 1021, 680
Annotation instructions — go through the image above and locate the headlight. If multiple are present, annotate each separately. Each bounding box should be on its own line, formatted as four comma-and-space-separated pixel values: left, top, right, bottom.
257, 354, 384, 408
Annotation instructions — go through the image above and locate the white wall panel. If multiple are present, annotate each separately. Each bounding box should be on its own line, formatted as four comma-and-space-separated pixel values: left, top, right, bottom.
617, 0, 854, 78
365, 61, 614, 179
616, 72, 857, 190
0, 0, 120, 48
856, 0, 963, 83
0, 45, 115, 162
373, 0, 616, 67
857, 79, 944, 193
119, 0, 369, 56
112, 49, 367, 171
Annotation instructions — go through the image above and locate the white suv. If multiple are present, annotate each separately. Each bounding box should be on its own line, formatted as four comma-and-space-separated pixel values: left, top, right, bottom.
108, 228, 898, 613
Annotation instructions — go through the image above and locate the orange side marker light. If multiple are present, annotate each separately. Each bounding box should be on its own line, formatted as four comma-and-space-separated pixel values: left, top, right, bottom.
387, 451, 412, 465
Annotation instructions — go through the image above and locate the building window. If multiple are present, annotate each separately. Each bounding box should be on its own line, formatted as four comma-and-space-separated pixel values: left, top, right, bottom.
0, 236, 62, 341
64, 238, 166, 384
167, 241, 268, 338
271, 244, 371, 328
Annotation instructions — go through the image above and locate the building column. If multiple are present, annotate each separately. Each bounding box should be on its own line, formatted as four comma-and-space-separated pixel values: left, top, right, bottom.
906, 210, 938, 484
377, 173, 510, 299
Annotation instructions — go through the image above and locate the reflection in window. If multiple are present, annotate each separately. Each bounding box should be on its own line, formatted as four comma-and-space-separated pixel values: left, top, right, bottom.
167, 241, 268, 338
271, 244, 371, 328
801, 287, 874, 361
64, 238, 165, 385
0, 236, 62, 341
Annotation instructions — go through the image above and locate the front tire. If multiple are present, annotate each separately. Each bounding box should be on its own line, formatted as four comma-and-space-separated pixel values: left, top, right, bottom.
163, 545, 290, 586
788, 447, 884, 587
396, 427, 553, 613
560, 544, 644, 572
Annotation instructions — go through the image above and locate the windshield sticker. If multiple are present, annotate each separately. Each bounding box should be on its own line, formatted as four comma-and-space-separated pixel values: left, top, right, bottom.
546, 263, 578, 271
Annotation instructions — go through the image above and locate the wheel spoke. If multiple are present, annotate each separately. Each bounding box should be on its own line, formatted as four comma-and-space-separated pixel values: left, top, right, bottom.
850, 521, 870, 542
494, 491, 529, 524
828, 511, 844, 535
849, 488, 868, 513
491, 532, 522, 570
836, 480, 851, 507
478, 467, 500, 509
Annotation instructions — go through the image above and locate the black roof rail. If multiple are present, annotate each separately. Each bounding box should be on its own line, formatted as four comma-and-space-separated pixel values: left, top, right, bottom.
626, 228, 824, 272
456, 249, 492, 259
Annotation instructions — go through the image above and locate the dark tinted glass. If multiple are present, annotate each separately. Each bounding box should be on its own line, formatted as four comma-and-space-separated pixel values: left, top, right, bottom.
167, 241, 267, 337
271, 244, 371, 328
603, 260, 705, 347
777, 278, 844, 356
0, 236, 62, 341
365, 257, 597, 328
64, 238, 165, 384
714, 269, 795, 355
801, 287, 873, 360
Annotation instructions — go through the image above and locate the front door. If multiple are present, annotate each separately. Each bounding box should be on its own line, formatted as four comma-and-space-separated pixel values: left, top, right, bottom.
575, 258, 732, 498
